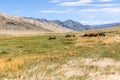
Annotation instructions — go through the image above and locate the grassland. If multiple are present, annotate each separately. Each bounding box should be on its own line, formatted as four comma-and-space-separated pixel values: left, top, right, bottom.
0, 27, 119, 80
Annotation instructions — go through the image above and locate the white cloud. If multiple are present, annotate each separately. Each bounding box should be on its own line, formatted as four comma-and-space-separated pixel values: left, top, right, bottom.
89, 15, 94, 18
96, 4, 120, 7
83, 7, 120, 13
79, 20, 90, 24
89, 21, 112, 25
98, 0, 114, 2
59, 0, 118, 7
79, 20, 117, 25
50, 0, 60, 3
40, 9, 72, 13
59, 0, 93, 6
82, 3, 120, 8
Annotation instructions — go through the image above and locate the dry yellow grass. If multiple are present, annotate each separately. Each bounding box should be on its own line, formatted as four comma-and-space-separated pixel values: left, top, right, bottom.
75, 36, 120, 47
0, 53, 73, 75
0, 57, 24, 75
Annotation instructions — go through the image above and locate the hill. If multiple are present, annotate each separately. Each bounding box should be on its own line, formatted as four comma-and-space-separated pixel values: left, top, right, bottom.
0, 13, 72, 33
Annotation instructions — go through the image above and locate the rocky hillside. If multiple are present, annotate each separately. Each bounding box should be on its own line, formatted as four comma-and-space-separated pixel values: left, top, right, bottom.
51, 20, 90, 30
0, 13, 72, 33
25, 17, 90, 31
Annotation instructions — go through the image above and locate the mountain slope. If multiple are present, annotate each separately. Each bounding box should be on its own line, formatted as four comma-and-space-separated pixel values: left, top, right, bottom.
0, 13, 72, 33
25, 17, 90, 31
51, 20, 90, 30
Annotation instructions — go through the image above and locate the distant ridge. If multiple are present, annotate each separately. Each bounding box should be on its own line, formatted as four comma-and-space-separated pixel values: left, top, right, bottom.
0, 13, 73, 33
25, 17, 90, 31
90, 23, 120, 29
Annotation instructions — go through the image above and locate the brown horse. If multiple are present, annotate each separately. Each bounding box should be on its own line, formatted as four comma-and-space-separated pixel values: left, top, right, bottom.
98, 32, 105, 36
48, 36, 56, 40
65, 34, 72, 38
73, 34, 76, 37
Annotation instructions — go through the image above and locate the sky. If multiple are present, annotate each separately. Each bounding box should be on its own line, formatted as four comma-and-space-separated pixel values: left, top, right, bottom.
0, 0, 120, 25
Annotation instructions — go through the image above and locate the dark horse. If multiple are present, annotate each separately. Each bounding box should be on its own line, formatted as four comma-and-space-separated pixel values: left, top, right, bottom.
81, 32, 105, 37
48, 36, 56, 40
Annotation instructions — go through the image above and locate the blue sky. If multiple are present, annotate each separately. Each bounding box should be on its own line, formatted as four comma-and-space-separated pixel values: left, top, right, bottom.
0, 0, 120, 25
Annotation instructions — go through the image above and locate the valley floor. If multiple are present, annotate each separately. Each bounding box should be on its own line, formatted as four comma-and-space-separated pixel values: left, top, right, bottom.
0, 30, 119, 80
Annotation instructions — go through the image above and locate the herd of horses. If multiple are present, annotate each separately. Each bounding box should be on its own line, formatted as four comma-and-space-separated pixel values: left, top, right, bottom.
48, 32, 106, 40
81, 32, 105, 37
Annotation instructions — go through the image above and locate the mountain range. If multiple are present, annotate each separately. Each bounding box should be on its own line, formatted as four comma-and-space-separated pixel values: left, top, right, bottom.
25, 17, 120, 31
24, 17, 90, 30
0, 13, 120, 32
